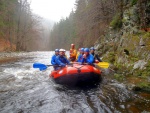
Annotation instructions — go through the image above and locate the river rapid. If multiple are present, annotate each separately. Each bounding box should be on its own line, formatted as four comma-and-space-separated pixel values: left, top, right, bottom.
0, 52, 150, 113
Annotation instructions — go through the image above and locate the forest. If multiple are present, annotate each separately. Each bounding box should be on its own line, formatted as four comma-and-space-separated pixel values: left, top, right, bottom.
49, 0, 150, 50
0, 0, 149, 51
0, 0, 51, 51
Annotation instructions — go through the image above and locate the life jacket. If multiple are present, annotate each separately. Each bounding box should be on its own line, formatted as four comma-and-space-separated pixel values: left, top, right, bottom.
70, 49, 77, 58
76, 52, 80, 60
70, 49, 73, 54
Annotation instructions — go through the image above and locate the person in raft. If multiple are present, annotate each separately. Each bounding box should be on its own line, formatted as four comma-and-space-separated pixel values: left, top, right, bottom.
77, 48, 84, 62
76, 48, 81, 60
51, 49, 59, 70
62, 49, 68, 59
55, 49, 70, 70
69, 43, 77, 62
90, 47, 102, 63
81, 48, 94, 65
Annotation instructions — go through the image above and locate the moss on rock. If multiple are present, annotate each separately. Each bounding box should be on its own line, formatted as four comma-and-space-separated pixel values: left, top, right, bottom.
110, 13, 122, 30
114, 73, 125, 82
136, 82, 150, 92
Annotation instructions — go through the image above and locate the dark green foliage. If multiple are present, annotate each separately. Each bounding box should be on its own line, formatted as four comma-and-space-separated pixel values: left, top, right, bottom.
130, 0, 138, 6
110, 14, 122, 29
114, 73, 125, 82
137, 82, 150, 92
49, 0, 119, 49
102, 52, 116, 64
49, 11, 77, 49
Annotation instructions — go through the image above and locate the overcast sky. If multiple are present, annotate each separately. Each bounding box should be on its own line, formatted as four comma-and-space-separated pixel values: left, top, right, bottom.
30, 0, 76, 22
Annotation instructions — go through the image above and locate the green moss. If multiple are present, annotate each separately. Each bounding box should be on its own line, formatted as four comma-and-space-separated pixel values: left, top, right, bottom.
105, 52, 116, 63
130, 0, 138, 6
114, 73, 125, 82
132, 61, 150, 77
114, 62, 124, 70
143, 62, 150, 76
122, 34, 140, 51
131, 35, 140, 45
122, 18, 127, 23
0, 20, 5, 27
137, 82, 150, 92
143, 32, 150, 39
129, 56, 139, 63
110, 14, 122, 29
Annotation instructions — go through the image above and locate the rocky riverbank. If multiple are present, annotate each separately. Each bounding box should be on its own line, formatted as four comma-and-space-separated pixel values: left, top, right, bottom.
96, 33, 150, 92
94, 1, 150, 93
101, 66, 150, 93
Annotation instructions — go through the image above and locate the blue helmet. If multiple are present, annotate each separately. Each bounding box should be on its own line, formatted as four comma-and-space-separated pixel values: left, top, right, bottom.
84, 48, 90, 52
90, 47, 95, 50
81, 48, 84, 51
55, 49, 59, 52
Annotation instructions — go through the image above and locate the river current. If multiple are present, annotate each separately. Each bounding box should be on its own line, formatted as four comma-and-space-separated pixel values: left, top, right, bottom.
0, 52, 150, 113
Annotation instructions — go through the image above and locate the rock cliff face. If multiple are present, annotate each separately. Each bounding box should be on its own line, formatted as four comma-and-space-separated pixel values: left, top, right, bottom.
95, 0, 150, 91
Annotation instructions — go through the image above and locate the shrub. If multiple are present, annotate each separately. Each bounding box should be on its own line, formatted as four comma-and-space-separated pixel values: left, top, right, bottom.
130, 0, 138, 6
110, 14, 122, 29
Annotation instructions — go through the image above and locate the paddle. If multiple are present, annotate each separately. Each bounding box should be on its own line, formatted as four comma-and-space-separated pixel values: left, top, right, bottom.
95, 62, 109, 68
71, 62, 109, 68
33, 63, 60, 71
33, 62, 109, 71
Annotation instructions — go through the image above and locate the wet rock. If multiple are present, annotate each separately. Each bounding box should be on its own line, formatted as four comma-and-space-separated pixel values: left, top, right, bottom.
122, 5, 139, 34
120, 105, 125, 109
139, 38, 145, 46
133, 60, 147, 70
148, 77, 150, 82
126, 84, 136, 91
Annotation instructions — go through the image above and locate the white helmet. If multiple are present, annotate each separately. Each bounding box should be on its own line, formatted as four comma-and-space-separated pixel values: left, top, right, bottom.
62, 49, 66, 52
59, 49, 64, 52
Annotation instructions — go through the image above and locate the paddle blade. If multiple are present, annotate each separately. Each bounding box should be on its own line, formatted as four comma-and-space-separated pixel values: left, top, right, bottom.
33, 63, 48, 71
39, 66, 48, 71
96, 62, 109, 68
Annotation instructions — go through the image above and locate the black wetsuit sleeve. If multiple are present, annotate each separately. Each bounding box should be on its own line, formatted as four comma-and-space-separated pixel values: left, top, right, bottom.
95, 54, 102, 62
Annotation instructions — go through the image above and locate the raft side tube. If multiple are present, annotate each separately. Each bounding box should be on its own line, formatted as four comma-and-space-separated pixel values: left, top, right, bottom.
54, 72, 102, 86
